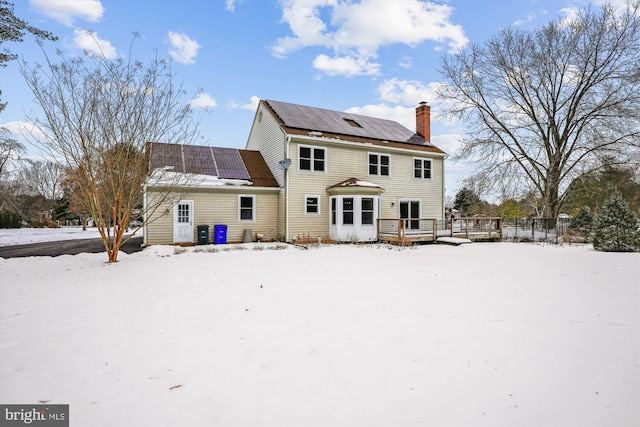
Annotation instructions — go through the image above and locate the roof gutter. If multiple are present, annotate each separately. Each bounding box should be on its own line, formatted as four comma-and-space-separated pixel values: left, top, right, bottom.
289, 134, 447, 158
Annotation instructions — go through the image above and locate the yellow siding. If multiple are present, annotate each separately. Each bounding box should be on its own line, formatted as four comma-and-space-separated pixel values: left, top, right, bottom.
286, 138, 444, 239
145, 187, 279, 245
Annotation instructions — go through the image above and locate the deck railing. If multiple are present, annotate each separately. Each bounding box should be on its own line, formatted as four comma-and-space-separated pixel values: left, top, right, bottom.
377, 218, 449, 243
451, 217, 503, 240
377, 217, 503, 243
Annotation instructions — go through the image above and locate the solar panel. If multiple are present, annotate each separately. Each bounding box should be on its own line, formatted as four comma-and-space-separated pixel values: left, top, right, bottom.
183, 145, 217, 176
149, 143, 183, 172
212, 147, 250, 180
266, 100, 418, 144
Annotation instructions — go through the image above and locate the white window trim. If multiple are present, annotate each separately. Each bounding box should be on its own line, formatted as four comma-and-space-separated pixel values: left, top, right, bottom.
361, 196, 376, 226
304, 194, 321, 216
367, 152, 391, 177
413, 157, 433, 180
298, 144, 327, 173
238, 194, 256, 222
398, 199, 422, 218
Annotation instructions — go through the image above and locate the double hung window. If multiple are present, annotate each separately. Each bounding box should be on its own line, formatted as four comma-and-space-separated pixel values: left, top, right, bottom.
368, 153, 390, 176
299, 146, 326, 172
239, 195, 255, 221
342, 198, 354, 225
305, 196, 320, 215
414, 158, 432, 179
361, 198, 374, 225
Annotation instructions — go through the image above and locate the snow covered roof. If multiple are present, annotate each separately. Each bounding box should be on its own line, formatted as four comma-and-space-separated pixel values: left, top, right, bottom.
326, 178, 384, 194
328, 178, 382, 188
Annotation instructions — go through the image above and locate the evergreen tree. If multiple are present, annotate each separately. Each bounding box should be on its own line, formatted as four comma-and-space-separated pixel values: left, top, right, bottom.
592, 193, 640, 252
570, 206, 595, 236
454, 187, 482, 216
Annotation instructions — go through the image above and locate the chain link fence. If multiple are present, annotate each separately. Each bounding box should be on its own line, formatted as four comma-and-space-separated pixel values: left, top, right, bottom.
502, 218, 572, 243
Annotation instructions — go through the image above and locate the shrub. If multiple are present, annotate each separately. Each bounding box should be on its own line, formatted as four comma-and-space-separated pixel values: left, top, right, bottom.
0, 210, 22, 228
569, 206, 595, 237
592, 193, 640, 252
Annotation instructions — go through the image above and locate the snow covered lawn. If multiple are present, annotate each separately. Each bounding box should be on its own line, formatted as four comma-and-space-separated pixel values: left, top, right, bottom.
1, 241, 638, 426
0, 227, 139, 247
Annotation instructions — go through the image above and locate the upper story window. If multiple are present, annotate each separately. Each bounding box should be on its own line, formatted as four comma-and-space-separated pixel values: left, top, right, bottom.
413, 158, 432, 179
299, 145, 326, 172
369, 153, 390, 176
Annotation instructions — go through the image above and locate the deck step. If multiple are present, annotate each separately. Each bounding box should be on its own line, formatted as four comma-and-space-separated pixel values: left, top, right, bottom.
436, 237, 473, 246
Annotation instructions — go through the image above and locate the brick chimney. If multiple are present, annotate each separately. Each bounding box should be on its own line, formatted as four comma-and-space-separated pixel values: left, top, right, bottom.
415, 101, 431, 142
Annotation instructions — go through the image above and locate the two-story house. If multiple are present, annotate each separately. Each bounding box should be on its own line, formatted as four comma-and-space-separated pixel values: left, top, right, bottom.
143, 99, 446, 245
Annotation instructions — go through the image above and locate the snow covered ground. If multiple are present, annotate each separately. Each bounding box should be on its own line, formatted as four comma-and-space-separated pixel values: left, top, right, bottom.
0, 227, 108, 246
0, 229, 638, 426
0, 227, 128, 247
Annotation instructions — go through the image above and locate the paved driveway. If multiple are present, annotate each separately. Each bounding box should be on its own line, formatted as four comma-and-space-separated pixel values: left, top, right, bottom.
0, 236, 144, 259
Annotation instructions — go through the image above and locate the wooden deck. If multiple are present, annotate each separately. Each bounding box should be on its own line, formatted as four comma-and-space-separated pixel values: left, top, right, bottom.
450, 217, 503, 241
377, 217, 503, 244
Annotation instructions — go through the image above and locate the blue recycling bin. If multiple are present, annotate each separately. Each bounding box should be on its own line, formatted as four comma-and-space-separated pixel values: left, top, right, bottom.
214, 224, 227, 244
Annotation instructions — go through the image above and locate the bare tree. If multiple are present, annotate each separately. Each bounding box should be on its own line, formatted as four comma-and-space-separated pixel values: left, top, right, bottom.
18, 160, 65, 221
438, 2, 640, 217
0, 127, 24, 175
21, 33, 199, 262
61, 166, 92, 230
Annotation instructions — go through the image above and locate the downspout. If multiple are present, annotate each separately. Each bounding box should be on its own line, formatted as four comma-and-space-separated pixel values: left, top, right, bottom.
285, 135, 291, 242
442, 154, 448, 221
142, 183, 148, 247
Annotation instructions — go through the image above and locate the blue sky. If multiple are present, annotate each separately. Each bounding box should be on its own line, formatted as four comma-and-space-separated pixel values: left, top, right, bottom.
1, 0, 619, 200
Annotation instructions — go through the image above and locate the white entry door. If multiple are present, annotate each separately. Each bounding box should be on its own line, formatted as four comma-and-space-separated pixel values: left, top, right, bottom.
329, 195, 379, 242
173, 200, 194, 243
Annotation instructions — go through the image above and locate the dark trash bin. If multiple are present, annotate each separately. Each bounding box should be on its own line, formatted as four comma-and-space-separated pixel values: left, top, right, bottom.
214, 224, 227, 244
197, 225, 209, 245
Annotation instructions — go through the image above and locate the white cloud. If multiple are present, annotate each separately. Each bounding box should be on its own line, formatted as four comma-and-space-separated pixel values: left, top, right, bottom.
167, 32, 201, 65
377, 78, 440, 105
73, 29, 117, 59
2, 120, 47, 142
560, 0, 628, 24
513, 13, 536, 26
398, 56, 413, 69
312, 54, 380, 77
431, 133, 463, 155
189, 93, 217, 110
271, 0, 333, 58
30, 0, 104, 27
591, 0, 630, 12
343, 78, 449, 131
228, 96, 261, 111
559, 6, 581, 24
241, 96, 261, 111
272, 0, 468, 77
